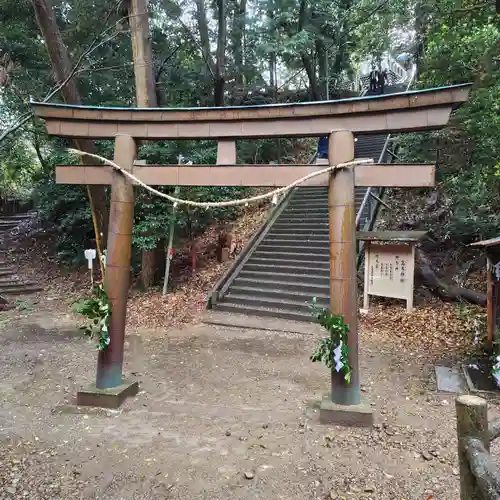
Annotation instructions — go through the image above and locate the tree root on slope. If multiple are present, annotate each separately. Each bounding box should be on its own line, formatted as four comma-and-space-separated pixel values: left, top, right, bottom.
416, 249, 487, 306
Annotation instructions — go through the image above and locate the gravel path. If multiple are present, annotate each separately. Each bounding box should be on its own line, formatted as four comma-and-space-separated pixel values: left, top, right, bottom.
1, 307, 498, 499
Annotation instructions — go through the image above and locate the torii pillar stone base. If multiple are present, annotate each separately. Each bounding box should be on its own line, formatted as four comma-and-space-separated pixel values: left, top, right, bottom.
318, 130, 373, 428
76, 380, 139, 409
319, 394, 373, 427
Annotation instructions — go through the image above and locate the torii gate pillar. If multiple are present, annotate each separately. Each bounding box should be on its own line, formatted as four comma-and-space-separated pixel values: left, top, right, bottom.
320, 130, 373, 426
77, 134, 139, 407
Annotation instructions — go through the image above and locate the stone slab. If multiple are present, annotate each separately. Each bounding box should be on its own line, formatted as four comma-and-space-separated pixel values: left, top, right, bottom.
202, 310, 323, 336
435, 365, 467, 393
319, 394, 373, 427
76, 379, 139, 408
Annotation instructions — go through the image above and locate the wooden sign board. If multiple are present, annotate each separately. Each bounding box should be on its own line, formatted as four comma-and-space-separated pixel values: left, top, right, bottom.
363, 242, 416, 313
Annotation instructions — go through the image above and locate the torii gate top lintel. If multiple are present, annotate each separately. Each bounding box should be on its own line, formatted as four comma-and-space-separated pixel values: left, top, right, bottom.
31, 83, 471, 140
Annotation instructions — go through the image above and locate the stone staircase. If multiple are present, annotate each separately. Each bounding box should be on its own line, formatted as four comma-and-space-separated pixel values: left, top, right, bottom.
0, 213, 42, 297
217, 186, 331, 321
211, 85, 406, 322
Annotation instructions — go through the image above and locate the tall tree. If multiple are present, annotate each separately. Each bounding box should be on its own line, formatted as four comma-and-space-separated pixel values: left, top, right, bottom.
31, 0, 109, 249
130, 0, 158, 108
231, 0, 247, 87
129, 0, 159, 289
194, 0, 227, 106
214, 0, 227, 105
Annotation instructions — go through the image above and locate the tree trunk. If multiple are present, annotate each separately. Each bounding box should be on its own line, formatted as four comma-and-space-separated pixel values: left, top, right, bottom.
130, 0, 157, 107
302, 54, 320, 100
30, 120, 49, 175
297, 0, 321, 101
269, 52, 276, 88
214, 0, 227, 106
195, 0, 214, 77
315, 38, 327, 99
231, 0, 246, 87
31, 0, 109, 247
331, 0, 352, 82
416, 249, 487, 306
129, 0, 159, 290
267, 1, 276, 89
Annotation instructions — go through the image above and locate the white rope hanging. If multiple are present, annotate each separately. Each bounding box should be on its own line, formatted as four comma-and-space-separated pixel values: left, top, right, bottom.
67, 148, 373, 209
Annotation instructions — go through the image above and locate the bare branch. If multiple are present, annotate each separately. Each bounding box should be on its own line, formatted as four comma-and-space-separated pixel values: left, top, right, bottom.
154, 44, 182, 83
455, 1, 495, 14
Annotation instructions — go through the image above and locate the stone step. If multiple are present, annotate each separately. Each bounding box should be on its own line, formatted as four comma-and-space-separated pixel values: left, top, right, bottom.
233, 275, 330, 295
272, 222, 329, 231
224, 292, 327, 314
264, 233, 329, 243
0, 268, 16, 277
252, 250, 329, 262
239, 269, 329, 285
290, 195, 328, 202
0, 274, 20, 281
257, 242, 329, 254
0, 213, 33, 219
277, 216, 329, 224
280, 210, 329, 219
244, 261, 329, 275
266, 228, 329, 237
295, 187, 328, 193
215, 302, 316, 323
247, 256, 329, 269
228, 284, 329, 304
288, 201, 327, 209
0, 282, 42, 294
259, 239, 328, 251
282, 203, 328, 214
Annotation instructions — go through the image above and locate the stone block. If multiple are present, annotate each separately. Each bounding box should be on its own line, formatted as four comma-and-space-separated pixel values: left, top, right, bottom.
319, 394, 373, 427
76, 379, 139, 408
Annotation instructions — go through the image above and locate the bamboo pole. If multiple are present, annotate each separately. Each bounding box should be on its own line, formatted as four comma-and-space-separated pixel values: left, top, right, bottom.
327, 130, 360, 405
163, 186, 180, 296
96, 134, 136, 389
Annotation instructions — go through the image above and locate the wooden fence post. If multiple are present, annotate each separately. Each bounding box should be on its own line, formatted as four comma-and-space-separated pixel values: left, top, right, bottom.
456, 394, 489, 500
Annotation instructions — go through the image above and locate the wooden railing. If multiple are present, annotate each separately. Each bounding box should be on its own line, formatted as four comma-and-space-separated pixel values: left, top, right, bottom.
455, 395, 500, 499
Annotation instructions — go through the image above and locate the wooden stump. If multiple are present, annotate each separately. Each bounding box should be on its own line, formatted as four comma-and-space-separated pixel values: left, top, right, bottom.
456, 395, 489, 500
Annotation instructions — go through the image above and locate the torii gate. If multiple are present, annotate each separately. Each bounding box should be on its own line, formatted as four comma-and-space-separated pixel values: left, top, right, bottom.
32, 83, 471, 423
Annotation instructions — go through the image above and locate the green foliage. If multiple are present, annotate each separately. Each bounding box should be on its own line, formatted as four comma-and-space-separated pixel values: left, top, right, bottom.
9, 0, 497, 280
35, 179, 95, 264
133, 185, 252, 251
72, 284, 112, 351
310, 298, 352, 383
399, 1, 499, 242
0, 136, 39, 200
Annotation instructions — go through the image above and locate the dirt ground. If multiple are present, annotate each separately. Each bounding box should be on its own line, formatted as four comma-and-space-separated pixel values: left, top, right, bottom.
1, 305, 499, 500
